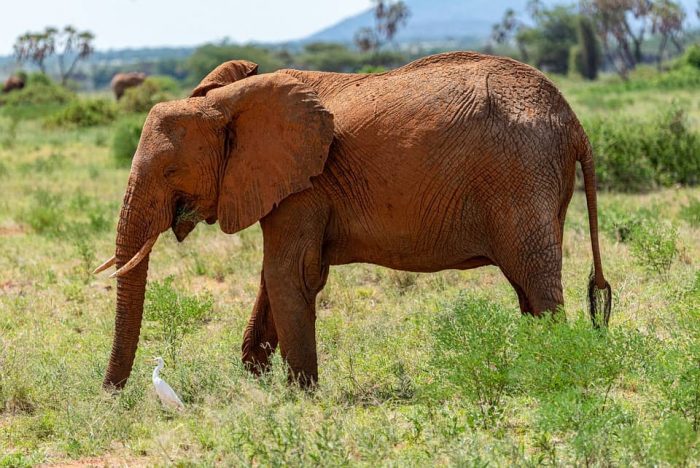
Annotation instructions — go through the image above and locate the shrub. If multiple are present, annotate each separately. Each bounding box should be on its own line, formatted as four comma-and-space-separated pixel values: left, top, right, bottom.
44, 98, 117, 128
358, 65, 387, 74
585, 116, 656, 192
650, 416, 699, 465
0, 73, 75, 112
145, 276, 212, 364
682, 44, 700, 69
119, 76, 178, 113
19, 190, 114, 238
680, 198, 700, 227
585, 104, 700, 191
655, 274, 700, 431
599, 204, 658, 242
21, 190, 64, 235
629, 221, 678, 274
431, 294, 517, 424
111, 115, 146, 167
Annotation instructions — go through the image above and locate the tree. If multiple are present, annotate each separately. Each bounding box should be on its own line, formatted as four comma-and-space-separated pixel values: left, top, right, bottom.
577, 16, 602, 79
491, 9, 529, 61
13, 29, 56, 74
186, 44, 285, 84
493, 5, 579, 74
581, 0, 684, 77
55, 26, 95, 85
651, 0, 686, 69
298, 42, 362, 72
354, 0, 410, 53
14, 26, 94, 84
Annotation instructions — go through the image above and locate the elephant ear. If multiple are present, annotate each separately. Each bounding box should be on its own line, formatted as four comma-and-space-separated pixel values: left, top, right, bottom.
207, 73, 334, 234
190, 60, 259, 97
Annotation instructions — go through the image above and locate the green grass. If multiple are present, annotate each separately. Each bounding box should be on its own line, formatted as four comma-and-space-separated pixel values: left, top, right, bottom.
0, 76, 699, 465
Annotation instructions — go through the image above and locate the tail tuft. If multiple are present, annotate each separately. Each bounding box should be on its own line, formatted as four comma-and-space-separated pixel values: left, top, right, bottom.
587, 266, 612, 328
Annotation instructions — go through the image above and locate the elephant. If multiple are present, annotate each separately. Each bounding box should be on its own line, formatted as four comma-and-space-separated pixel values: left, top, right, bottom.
95, 52, 611, 390
110, 72, 147, 100
2, 74, 25, 93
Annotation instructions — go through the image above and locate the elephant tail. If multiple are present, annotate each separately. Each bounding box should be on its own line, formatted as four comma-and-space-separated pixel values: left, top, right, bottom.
579, 142, 612, 327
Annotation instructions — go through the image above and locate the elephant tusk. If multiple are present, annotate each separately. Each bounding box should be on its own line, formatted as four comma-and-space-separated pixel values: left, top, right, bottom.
110, 235, 158, 279
93, 255, 116, 275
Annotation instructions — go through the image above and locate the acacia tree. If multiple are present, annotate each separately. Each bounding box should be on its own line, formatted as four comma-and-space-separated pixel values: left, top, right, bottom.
491, 3, 580, 74
490, 9, 529, 61
14, 26, 94, 84
651, 0, 685, 68
13, 28, 56, 74
354, 0, 410, 52
581, 0, 687, 78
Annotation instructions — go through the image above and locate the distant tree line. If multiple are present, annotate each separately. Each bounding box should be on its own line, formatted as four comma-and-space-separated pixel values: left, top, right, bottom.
491, 0, 692, 79
7, 0, 698, 91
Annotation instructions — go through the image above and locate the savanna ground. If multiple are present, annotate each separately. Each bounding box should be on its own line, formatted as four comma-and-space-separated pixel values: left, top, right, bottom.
1, 69, 700, 466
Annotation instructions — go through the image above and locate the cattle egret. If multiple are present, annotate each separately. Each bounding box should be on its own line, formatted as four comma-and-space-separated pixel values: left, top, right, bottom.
152, 357, 184, 411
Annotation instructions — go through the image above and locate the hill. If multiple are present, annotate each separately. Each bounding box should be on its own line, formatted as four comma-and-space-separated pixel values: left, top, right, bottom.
303, 0, 699, 44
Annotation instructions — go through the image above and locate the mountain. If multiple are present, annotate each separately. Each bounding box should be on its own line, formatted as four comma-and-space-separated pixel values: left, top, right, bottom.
303, 0, 699, 44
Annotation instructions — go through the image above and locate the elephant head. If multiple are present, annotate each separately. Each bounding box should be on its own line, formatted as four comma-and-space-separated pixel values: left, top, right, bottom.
98, 61, 334, 389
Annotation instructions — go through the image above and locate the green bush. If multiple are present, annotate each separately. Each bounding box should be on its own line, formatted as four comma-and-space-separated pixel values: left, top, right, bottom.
431, 293, 654, 439
680, 198, 700, 227
111, 115, 146, 167
357, 65, 387, 74
44, 98, 117, 128
119, 76, 178, 114
629, 221, 678, 274
0, 73, 74, 107
600, 204, 659, 242
145, 276, 212, 365
431, 294, 517, 424
585, 104, 700, 191
20, 190, 115, 238
187, 44, 286, 84
21, 190, 64, 235
682, 44, 700, 69
297, 43, 363, 72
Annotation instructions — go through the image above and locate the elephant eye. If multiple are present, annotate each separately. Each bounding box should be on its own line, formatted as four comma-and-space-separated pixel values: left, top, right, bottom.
164, 165, 178, 178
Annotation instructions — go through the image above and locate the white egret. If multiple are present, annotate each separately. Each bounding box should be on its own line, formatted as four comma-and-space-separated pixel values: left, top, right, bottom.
152, 357, 185, 411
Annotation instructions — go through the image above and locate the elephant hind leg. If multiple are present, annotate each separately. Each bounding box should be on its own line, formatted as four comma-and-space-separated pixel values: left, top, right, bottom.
504, 274, 532, 315
242, 269, 279, 375
496, 220, 565, 317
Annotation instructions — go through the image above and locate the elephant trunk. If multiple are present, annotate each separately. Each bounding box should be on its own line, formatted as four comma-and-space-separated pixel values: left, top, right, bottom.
103, 186, 155, 390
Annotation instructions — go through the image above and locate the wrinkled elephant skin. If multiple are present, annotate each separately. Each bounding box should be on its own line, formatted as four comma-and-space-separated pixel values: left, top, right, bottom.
100, 53, 611, 390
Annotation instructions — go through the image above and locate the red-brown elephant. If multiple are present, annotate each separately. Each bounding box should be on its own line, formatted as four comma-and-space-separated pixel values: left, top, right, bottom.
110, 72, 146, 100
95, 53, 611, 390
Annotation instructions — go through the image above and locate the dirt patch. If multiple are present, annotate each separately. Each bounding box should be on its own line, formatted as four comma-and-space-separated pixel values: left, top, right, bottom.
0, 223, 25, 236
38, 456, 152, 468
0, 280, 31, 294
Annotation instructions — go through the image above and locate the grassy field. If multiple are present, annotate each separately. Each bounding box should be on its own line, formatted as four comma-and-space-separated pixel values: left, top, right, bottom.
0, 75, 699, 466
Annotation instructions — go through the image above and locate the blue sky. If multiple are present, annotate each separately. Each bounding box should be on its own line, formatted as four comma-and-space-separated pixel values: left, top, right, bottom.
0, 0, 371, 54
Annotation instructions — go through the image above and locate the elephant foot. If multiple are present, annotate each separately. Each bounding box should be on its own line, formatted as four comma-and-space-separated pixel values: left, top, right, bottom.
242, 341, 276, 375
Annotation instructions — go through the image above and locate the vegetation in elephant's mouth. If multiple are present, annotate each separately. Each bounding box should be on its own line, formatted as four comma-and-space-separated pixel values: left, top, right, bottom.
174, 204, 200, 225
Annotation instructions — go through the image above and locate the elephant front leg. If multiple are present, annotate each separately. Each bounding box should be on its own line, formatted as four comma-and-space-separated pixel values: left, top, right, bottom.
258, 195, 330, 388
242, 269, 278, 374
264, 260, 327, 388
